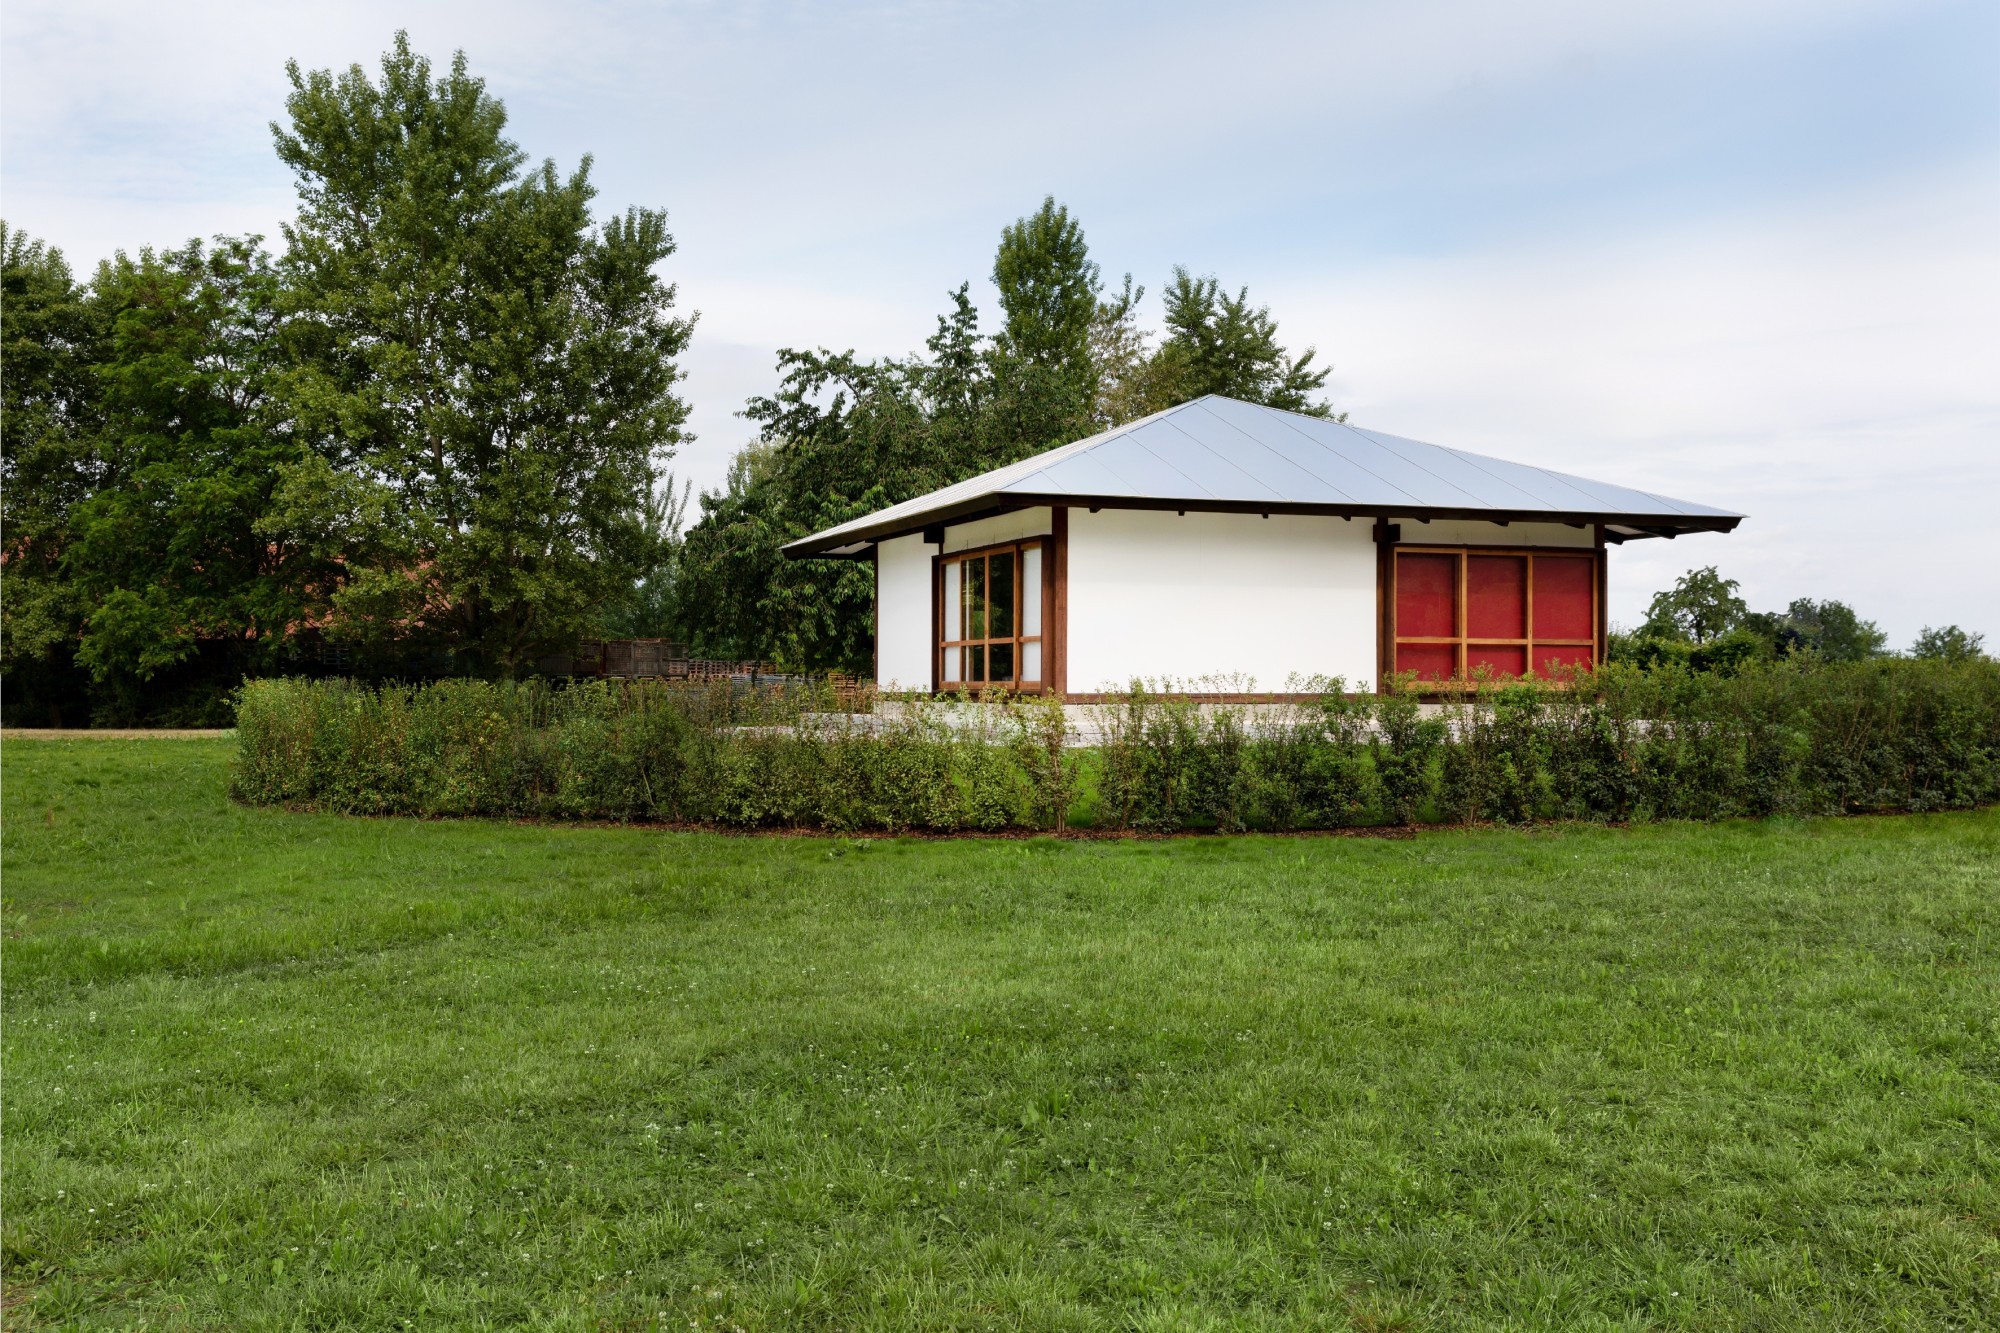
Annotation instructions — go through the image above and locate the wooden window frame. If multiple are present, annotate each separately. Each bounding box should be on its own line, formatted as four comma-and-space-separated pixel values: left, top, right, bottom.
932, 537, 1053, 693
1388, 543, 1604, 686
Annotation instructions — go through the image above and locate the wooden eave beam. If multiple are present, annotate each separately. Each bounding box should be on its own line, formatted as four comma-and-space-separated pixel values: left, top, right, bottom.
782, 494, 1742, 559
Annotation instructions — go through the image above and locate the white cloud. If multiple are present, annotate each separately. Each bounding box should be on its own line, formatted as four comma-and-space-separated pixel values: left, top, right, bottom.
5, 0, 1991, 645
1291, 163, 2000, 641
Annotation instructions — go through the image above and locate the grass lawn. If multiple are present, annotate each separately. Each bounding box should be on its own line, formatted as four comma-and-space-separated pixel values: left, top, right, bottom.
3, 739, 1996, 1331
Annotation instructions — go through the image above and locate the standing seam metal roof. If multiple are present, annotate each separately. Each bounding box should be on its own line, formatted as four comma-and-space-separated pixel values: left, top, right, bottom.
784, 395, 1742, 555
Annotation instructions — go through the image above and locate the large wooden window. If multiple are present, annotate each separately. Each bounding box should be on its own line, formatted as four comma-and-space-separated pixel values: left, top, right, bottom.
938, 540, 1046, 689
1392, 547, 1598, 682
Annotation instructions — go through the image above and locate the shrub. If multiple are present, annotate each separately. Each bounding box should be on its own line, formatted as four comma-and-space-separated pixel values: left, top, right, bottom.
1370, 679, 1445, 825
232, 658, 2000, 832
1244, 679, 1377, 830
1010, 691, 1079, 832
1098, 681, 1251, 831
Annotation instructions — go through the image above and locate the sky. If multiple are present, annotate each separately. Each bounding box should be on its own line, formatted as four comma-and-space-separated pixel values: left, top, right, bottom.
5, 0, 1996, 641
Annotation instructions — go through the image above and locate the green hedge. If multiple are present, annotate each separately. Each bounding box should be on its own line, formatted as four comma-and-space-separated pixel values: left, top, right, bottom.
232, 659, 2000, 832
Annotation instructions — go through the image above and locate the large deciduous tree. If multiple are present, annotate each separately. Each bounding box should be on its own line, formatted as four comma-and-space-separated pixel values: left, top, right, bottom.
1621, 567, 1893, 672
1909, 624, 1985, 662
1775, 598, 1887, 662
3, 231, 332, 723
676, 288, 994, 671
1, 225, 104, 721
1640, 566, 1749, 644
268, 33, 693, 674
676, 199, 1343, 672
68, 238, 333, 719
986, 197, 1102, 460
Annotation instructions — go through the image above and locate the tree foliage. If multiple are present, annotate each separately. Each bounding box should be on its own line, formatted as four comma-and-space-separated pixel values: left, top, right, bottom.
267, 33, 693, 674
1910, 624, 1986, 662
1772, 598, 1888, 663
1620, 565, 1900, 673
1154, 267, 1336, 415
72, 239, 337, 717
1, 226, 104, 720
675, 202, 1340, 672
1639, 566, 1747, 645
1, 232, 339, 722
677, 288, 995, 670
597, 478, 692, 640
1, 35, 692, 722
985, 197, 1102, 460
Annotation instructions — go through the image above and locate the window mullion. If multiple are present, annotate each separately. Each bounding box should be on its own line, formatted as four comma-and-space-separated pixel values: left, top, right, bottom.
1457, 551, 1468, 682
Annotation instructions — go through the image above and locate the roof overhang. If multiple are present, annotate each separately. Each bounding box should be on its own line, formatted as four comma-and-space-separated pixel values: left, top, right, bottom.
783, 493, 1742, 559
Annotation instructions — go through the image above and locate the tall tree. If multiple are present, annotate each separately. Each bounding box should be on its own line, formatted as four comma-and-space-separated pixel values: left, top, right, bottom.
1780, 598, 1886, 662
1088, 267, 1338, 425
0, 225, 105, 722
267, 33, 693, 674
679, 200, 1349, 672
1640, 567, 1749, 645
64, 238, 333, 720
598, 477, 693, 639
677, 288, 994, 671
1088, 273, 1154, 429
985, 197, 1102, 459
1152, 267, 1334, 415
1909, 625, 1985, 661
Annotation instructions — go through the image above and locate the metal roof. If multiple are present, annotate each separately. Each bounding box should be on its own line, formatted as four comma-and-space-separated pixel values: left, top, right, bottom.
784, 395, 1743, 557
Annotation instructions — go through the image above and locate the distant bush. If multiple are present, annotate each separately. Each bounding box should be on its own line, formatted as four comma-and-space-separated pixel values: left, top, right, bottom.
234, 658, 2000, 832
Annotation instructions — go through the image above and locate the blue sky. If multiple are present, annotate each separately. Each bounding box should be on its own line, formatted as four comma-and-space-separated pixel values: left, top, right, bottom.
5, 0, 1995, 640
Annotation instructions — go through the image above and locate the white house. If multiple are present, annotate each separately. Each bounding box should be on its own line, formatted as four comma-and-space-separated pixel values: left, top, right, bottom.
783, 396, 1742, 697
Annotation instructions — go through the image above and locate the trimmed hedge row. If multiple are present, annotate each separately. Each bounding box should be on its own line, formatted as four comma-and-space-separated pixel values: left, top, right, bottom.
232, 658, 2000, 832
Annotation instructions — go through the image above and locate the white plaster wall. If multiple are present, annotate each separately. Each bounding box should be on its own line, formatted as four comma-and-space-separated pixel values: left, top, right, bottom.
939, 507, 1053, 554
1066, 509, 1379, 693
874, 533, 935, 689
1392, 518, 1594, 548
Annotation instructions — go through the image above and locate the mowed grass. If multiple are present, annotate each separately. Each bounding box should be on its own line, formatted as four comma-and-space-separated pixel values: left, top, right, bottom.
3, 741, 1996, 1331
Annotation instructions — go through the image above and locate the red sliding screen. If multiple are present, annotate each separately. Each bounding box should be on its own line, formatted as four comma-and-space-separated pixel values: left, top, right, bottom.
1395, 554, 1457, 638
1532, 556, 1594, 641
1392, 547, 1600, 684
1466, 555, 1526, 638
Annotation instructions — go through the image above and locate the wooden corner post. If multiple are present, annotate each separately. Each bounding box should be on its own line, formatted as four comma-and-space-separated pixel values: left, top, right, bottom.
1593, 523, 1609, 665
1373, 518, 1400, 693
1049, 506, 1069, 699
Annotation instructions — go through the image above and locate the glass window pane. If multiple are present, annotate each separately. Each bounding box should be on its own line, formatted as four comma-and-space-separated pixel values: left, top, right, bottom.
1532, 556, 1594, 640
1396, 553, 1458, 638
942, 561, 961, 641
966, 556, 986, 640
1022, 546, 1042, 634
1021, 640, 1041, 682
989, 550, 1015, 639
989, 642, 1014, 683
967, 644, 986, 682
1467, 556, 1527, 639
943, 644, 961, 682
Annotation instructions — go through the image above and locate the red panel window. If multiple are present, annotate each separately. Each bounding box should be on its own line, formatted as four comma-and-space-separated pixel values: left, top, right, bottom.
1468, 644, 1527, 679
1396, 547, 1599, 687
1395, 553, 1457, 638
1398, 643, 1459, 682
1531, 644, 1595, 676
1466, 556, 1526, 638
1533, 557, 1595, 641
